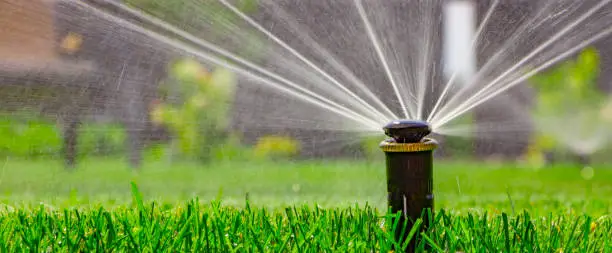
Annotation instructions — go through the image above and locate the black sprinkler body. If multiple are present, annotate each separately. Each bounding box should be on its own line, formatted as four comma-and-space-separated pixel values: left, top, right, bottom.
383, 119, 431, 143
380, 120, 437, 253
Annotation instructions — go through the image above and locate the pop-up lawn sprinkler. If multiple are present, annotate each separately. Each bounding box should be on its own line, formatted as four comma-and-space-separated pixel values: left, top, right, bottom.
380, 120, 437, 252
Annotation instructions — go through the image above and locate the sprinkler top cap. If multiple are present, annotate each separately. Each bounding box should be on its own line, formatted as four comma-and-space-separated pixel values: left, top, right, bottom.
383, 120, 431, 143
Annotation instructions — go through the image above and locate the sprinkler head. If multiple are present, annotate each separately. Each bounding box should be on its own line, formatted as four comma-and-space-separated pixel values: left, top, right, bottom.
383, 120, 431, 143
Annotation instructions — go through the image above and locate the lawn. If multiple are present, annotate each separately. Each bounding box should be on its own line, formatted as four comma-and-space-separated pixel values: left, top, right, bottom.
1, 158, 610, 214
0, 158, 610, 251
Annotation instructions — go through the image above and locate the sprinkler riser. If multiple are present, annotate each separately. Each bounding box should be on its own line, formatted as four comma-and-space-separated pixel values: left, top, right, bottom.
385, 150, 434, 219
381, 120, 436, 253
381, 141, 436, 253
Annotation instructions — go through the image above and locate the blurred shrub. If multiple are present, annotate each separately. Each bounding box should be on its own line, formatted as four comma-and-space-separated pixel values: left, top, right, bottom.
253, 135, 300, 160
527, 47, 610, 165
530, 47, 604, 110
151, 59, 237, 163
0, 111, 126, 159
212, 133, 255, 162
0, 111, 61, 158
79, 123, 126, 156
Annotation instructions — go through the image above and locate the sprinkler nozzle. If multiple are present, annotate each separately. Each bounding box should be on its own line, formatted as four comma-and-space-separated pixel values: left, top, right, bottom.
383, 120, 431, 143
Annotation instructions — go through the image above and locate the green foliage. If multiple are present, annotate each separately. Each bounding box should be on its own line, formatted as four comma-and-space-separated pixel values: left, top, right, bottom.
530, 48, 604, 108
0, 111, 126, 159
252, 135, 301, 160
211, 133, 254, 162
527, 47, 610, 164
0, 112, 60, 158
79, 123, 127, 157
151, 59, 237, 162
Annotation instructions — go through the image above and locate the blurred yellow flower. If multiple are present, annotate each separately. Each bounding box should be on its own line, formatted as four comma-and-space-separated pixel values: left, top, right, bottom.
253, 135, 300, 159
60, 32, 83, 54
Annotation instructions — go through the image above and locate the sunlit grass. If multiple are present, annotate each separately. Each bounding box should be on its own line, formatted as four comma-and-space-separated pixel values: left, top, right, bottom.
0, 158, 610, 215
1, 195, 610, 252
0, 158, 610, 251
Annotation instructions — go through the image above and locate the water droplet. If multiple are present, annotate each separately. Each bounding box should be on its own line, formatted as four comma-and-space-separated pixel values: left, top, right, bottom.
292, 184, 301, 192
581, 166, 595, 180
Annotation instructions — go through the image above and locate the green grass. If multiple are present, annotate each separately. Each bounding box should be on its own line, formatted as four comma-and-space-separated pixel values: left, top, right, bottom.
0, 158, 610, 215
0, 198, 612, 252
2, 198, 611, 252
0, 158, 610, 251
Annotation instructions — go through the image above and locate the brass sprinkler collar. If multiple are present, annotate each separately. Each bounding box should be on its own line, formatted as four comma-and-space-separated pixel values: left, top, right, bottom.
379, 137, 438, 153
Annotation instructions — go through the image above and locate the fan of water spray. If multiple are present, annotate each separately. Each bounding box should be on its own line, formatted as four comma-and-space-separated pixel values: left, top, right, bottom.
2, 0, 612, 158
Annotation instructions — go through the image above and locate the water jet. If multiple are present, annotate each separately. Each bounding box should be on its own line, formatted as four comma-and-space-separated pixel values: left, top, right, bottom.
380, 119, 437, 252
